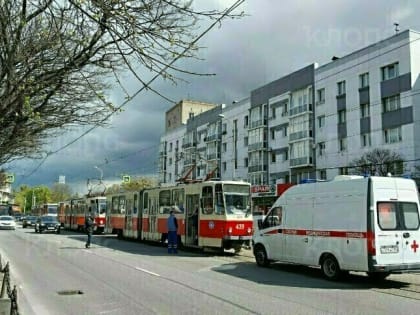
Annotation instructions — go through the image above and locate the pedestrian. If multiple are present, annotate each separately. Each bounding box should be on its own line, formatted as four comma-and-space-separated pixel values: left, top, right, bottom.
167, 209, 178, 254
85, 210, 94, 248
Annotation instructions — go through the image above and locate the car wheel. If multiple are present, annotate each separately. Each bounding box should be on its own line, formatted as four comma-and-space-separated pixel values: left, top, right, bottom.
321, 254, 342, 280
56, 229, 61, 234
254, 244, 270, 267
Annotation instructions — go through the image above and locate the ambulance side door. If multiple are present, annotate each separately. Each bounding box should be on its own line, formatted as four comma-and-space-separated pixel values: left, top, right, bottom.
259, 207, 284, 261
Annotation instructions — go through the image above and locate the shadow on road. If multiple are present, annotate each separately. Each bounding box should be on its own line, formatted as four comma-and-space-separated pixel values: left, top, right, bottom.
211, 261, 413, 290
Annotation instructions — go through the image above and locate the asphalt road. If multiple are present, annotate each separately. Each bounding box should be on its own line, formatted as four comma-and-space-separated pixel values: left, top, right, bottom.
1, 226, 420, 315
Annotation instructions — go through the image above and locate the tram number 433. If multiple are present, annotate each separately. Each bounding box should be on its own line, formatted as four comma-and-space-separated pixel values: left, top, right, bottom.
236, 224, 245, 229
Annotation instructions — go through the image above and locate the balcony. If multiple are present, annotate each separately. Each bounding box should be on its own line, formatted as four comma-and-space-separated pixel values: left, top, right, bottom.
248, 141, 268, 152
250, 118, 268, 129
182, 141, 196, 149
248, 164, 268, 173
288, 103, 312, 117
207, 153, 221, 161
289, 130, 313, 142
289, 156, 313, 168
205, 134, 219, 142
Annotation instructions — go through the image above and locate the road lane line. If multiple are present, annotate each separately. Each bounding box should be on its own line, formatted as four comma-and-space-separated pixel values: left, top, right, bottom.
135, 267, 160, 277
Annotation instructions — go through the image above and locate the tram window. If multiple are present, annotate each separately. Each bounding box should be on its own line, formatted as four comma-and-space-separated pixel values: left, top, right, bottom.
112, 197, 119, 214
159, 190, 171, 206
215, 184, 225, 215
173, 189, 185, 213
119, 196, 126, 214
143, 194, 149, 214
202, 186, 213, 214
133, 194, 138, 214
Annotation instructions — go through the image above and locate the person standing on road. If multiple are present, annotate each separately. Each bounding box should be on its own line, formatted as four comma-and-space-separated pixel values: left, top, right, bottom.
167, 209, 178, 254
85, 210, 94, 248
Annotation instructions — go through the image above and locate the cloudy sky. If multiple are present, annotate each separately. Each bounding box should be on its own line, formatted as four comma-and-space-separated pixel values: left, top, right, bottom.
8, 0, 420, 194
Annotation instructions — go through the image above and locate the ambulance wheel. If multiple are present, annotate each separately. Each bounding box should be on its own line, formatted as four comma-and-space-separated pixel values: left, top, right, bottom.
321, 254, 341, 280
367, 272, 390, 281
254, 244, 270, 267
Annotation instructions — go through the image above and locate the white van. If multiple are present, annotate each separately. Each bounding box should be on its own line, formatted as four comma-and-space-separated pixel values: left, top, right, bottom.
252, 176, 420, 280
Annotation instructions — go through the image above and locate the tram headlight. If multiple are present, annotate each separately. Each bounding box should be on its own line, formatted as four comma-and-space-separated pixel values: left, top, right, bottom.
247, 227, 252, 234
228, 227, 233, 234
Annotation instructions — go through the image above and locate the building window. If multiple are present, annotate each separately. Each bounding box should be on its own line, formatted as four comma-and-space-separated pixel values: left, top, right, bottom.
283, 150, 288, 161
361, 133, 371, 147
169, 143, 173, 152
271, 107, 276, 119
244, 157, 248, 167
339, 167, 349, 175
271, 129, 275, 140
319, 169, 327, 180
317, 115, 325, 129
359, 72, 369, 88
317, 88, 325, 104
222, 162, 227, 172
283, 126, 288, 137
244, 136, 248, 146
271, 152, 276, 163
222, 123, 227, 134
360, 103, 370, 118
339, 138, 347, 151
337, 81, 346, 96
318, 142, 326, 156
169, 158, 173, 165
338, 110, 346, 124
169, 173, 172, 181
381, 62, 399, 81
222, 142, 227, 152
382, 95, 400, 112
384, 127, 402, 144
244, 115, 249, 128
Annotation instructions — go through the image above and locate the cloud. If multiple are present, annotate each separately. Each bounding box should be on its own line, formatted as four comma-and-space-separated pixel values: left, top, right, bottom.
9, 0, 420, 194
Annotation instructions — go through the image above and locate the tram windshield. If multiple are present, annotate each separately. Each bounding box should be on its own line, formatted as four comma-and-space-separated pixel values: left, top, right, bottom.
98, 201, 106, 214
223, 184, 250, 215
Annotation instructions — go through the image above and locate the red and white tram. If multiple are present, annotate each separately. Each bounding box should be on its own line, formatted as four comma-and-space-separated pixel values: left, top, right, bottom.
59, 195, 107, 233
105, 181, 253, 252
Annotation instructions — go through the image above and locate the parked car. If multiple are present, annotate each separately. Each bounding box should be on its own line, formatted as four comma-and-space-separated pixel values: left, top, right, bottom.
22, 215, 38, 228
0, 216, 16, 230
35, 216, 61, 234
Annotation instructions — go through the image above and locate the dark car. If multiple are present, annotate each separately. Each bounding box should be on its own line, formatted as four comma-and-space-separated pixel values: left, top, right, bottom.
22, 215, 38, 228
35, 216, 61, 234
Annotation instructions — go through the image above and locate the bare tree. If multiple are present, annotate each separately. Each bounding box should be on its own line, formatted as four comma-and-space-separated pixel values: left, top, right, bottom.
0, 0, 244, 165
349, 148, 404, 176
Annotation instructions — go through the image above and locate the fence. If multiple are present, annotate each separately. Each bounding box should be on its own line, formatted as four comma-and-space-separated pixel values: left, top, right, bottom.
0, 257, 19, 315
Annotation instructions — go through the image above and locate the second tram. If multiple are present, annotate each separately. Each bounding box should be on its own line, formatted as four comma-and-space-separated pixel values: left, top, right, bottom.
59, 195, 107, 233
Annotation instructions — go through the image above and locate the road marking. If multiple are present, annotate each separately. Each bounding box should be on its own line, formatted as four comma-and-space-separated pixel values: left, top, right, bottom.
135, 267, 160, 277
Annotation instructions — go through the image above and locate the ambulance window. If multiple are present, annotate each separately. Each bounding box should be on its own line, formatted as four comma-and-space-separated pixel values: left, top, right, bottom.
264, 207, 282, 228
401, 203, 419, 230
377, 203, 397, 230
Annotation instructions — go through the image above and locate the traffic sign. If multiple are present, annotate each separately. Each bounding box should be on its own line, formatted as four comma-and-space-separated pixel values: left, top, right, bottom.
122, 175, 130, 183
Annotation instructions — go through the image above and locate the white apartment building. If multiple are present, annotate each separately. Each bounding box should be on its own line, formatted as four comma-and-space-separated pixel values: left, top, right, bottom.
158, 29, 420, 209
314, 29, 420, 179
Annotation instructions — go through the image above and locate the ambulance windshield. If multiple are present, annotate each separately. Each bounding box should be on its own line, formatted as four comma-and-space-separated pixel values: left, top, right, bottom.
223, 184, 250, 215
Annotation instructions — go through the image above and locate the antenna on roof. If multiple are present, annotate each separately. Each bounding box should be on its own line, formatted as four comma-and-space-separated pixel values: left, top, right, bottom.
394, 22, 399, 34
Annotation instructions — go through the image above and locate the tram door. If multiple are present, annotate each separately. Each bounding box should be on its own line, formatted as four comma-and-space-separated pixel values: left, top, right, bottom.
124, 196, 133, 237
185, 194, 200, 246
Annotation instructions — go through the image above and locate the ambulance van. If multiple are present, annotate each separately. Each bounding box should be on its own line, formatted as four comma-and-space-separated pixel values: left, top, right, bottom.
252, 175, 420, 280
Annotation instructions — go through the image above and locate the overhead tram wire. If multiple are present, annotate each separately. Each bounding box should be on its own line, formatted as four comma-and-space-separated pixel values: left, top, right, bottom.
16, 13, 420, 184
18, 0, 246, 183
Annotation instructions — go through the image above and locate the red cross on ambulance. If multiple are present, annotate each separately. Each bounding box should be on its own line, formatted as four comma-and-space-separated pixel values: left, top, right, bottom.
411, 240, 419, 253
